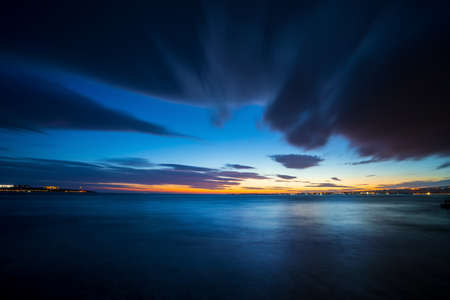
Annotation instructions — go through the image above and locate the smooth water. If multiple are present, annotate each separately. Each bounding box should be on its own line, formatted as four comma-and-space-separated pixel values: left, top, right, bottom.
1, 194, 449, 299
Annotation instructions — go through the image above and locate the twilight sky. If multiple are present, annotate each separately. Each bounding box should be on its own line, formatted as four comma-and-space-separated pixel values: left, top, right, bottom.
0, 0, 449, 193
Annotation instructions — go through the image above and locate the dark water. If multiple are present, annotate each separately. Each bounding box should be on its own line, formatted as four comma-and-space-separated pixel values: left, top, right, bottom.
1, 194, 449, 299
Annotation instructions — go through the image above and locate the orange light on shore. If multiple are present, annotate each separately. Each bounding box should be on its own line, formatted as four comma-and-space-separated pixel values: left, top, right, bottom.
44, 186, 59, 190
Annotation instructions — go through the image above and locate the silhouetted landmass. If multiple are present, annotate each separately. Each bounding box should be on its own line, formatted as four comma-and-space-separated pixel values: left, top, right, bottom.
0, 185, 93, 193
246, 186, 450, 196
344, 186, 450, 196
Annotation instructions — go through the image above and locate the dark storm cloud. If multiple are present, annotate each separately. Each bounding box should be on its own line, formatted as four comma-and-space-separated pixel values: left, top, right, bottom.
0, 157, 269, 190
270, 154, 323, 169
104, 157, 153, 167
0, 0, 287, 105
263, 1, 450, 160
225, 164, 255, 170
331, 177, 341, 181
1, 0, 450, 159
437, 162, 450, 170
277, 174, 297, 180
0, 68, 184, 136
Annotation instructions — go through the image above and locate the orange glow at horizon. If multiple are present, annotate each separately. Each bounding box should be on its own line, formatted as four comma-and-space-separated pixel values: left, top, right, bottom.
94, 183, 296, 194
91, 182, 388, 194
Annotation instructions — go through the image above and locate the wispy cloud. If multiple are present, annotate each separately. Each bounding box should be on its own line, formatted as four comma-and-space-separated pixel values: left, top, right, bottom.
158, 164, 216, 172
437, 162, 450, 170
225, 164, 255, 170
104, 157, 153, 167
331, 177, 341, 181
277, 174, 297, 180
347, 158, 386, 166
0, 66, 186, 137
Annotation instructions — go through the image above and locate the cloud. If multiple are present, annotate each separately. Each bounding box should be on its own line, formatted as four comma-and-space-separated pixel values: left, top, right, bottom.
366, 174, 376, 177
0, 65, 186, 137
263, 1, 450, 160
0, 156, 101, 168
158, 164, 216, 172
104, 157, 153, 167
437, 162, 450, 170
1, 1, 449, 159
211, 171, 269, 180
0, 1, 289, 106
305, 183, 350, 188
331, 177, 341, 181
270, 154, 323, 169
225, 164, 255, 170
347, 158, 386, 166
378, 179, 450, 189
277, 174, 297, 180
0, 156, 270, 190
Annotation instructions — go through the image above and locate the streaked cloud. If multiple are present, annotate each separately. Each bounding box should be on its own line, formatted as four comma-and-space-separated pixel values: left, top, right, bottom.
158, 164, 216, 172
437, 162, 450, 170
347, 158, 386, 166
277, 174, 297, 180
225, 164, 255, 170
0, 66, 186, 137
104, 157, 153, 167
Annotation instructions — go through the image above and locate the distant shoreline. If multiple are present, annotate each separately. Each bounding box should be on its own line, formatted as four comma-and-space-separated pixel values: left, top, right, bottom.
0, 185, 449, 196
0, 185, 94, 194
0, 190, 95, 194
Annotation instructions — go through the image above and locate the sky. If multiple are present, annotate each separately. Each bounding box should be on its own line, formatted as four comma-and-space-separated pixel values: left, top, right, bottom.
0, 0, 449, 193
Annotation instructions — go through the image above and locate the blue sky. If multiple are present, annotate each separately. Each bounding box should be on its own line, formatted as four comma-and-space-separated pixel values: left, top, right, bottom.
1, 66, 448, 192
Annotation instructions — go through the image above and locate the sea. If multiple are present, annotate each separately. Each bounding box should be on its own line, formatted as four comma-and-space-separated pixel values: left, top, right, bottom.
1, 193, 449, 299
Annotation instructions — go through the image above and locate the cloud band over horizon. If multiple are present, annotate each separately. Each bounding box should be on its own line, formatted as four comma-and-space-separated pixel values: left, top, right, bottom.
0, 156, 270, 191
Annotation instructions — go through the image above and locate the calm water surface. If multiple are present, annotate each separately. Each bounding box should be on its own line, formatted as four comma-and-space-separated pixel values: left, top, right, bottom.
1, 194, 449, 299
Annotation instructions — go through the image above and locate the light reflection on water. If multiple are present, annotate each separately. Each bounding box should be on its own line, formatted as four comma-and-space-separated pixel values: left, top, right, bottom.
1, 194, 449, 299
